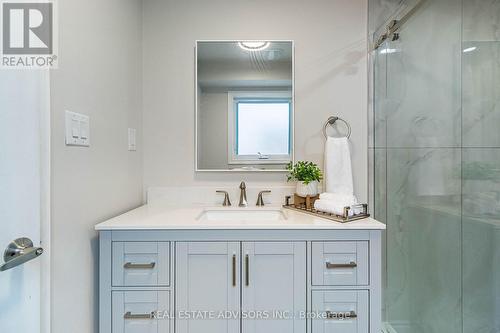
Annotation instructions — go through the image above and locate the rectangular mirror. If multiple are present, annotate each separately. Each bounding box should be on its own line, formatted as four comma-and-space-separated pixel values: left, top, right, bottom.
195, 40, 294, 171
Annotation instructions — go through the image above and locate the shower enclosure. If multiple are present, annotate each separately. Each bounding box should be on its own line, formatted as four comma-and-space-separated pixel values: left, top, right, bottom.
368, 0, 500, 332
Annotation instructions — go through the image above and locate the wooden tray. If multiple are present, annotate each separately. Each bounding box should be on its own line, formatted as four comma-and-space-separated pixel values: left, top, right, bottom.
283, 200, 370, 223
292, 193, 319, 210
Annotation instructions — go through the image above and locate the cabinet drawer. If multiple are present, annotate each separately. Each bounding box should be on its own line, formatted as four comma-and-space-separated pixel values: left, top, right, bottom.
312, 241, 368, 286
112, 290, 170, 333
311, 290, 368, 333
112, 242, 170, 286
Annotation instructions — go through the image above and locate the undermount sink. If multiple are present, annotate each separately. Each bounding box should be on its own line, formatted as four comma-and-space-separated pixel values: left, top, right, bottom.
198, 208, 287, 222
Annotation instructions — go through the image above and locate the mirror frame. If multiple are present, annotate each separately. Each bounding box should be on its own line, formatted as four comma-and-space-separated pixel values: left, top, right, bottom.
194, 40, 295, 172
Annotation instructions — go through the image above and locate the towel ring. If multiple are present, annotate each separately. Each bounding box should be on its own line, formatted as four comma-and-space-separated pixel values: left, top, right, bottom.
323, 116, 351, 139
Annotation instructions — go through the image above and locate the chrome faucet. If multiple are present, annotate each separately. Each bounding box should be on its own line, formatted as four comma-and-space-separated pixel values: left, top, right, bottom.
256, 190, 271, 206
239, 181, 248, 207
216, 190, 231, 206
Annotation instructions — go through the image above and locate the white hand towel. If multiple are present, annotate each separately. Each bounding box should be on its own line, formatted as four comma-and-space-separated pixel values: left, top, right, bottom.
319, 192, 358, 204
324, 137, 354, 195
314, 192, 358, 216
314, 199, 355, 216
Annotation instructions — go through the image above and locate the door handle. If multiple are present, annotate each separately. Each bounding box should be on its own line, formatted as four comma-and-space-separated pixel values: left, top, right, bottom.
0, 237, 43, 272
124, 311, 154, 319
325, 261, 357, 269
123, 262, 156, 269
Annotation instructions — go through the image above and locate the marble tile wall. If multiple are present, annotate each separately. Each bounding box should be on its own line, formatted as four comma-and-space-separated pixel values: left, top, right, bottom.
372, 45, 388, 149
461, 0, 500, 328
462, 42, 500, 147
463, 0, 500, 42
495, 229, 500, 332
385, 148, 461, 333
462, 3, 500, 326
462, 217, 497, 333
384, 0, 462, 149
374, 149, 387, 222
462, 149, 500, 333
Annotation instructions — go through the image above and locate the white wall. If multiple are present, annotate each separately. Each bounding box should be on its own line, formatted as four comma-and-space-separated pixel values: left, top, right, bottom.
49, 0, 143, 332
198, 91, 228, 169
143, 0, 369, 202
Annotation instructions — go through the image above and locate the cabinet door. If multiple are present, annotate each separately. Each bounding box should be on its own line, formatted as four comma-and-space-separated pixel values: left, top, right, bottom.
176, 242, 240, 333
242, 242, 306, 333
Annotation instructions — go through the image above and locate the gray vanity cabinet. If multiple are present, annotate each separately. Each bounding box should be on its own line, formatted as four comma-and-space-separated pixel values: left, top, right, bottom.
99, 229, 382, 333
175, 242, 240, 333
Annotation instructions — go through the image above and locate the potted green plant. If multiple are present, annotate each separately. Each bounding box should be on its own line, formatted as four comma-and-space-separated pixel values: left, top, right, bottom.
286, 161, 323, 196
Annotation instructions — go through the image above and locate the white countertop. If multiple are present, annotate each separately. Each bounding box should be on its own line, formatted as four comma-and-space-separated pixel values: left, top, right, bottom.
94, 205, 386, 231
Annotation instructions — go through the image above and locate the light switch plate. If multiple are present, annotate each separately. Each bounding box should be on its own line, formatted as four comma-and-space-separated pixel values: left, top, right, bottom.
65, 111, 90, 147
128, 128, 137, 151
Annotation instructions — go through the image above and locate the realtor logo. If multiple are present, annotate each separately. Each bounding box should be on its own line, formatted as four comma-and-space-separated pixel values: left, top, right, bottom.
1, 1, 57, 68
3, 2, 53, 54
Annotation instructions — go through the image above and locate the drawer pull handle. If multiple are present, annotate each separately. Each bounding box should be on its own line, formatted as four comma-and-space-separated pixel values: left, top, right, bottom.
124, 311, 154, 319
123, 262, 156, 269
325, 261, 357, 269
245, 254, 249, 286
326, 310, 358, 319
232, 254, 237, 287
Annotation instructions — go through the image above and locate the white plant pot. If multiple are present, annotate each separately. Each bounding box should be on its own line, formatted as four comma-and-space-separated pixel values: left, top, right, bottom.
296, 181, 319, 197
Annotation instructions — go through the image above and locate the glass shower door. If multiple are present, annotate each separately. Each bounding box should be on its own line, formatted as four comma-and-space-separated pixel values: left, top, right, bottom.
370, 0, 464, 332
371, 0, 500, 332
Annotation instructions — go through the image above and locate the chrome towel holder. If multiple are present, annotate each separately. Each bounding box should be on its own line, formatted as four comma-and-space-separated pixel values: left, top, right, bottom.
323, 116, 351, 139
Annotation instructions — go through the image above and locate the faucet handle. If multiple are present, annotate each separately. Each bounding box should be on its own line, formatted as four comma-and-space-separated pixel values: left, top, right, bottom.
256, 190, 271, 207
216, 190, 231, 206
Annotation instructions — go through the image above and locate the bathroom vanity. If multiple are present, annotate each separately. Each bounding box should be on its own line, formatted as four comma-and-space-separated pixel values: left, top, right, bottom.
96, 205, 385, 333
96, 39, 385, 333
